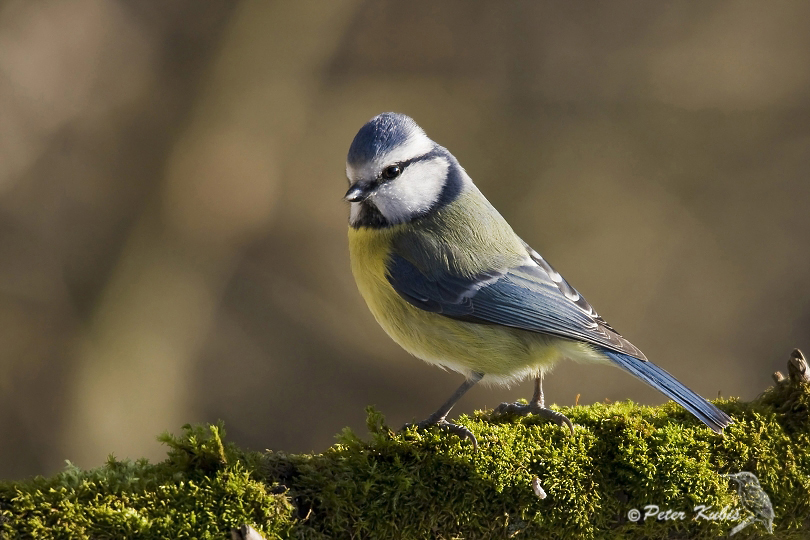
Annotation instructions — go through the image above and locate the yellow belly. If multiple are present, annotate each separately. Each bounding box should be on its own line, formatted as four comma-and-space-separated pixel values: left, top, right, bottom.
348, 226, 596, 385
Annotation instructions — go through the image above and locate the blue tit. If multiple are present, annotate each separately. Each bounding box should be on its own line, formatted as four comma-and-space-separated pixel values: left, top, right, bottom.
344, 112, 732, 448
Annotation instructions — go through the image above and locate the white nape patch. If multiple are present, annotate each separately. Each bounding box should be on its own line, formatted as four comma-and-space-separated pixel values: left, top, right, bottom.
370, 157, 450, 224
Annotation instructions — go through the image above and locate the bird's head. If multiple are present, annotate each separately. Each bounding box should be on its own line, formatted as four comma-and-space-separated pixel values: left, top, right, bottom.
345, 112, 466, 228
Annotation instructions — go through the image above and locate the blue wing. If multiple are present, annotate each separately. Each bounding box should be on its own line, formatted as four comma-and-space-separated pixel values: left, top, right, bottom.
386, 242, 647, 360
387, 242, 734, 432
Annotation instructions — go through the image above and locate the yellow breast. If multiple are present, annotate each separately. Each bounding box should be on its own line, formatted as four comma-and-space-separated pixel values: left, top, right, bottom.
347, 225, 582, 384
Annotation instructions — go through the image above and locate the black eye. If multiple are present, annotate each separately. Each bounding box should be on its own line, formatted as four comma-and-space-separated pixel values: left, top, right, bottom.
382, 164, 402, 180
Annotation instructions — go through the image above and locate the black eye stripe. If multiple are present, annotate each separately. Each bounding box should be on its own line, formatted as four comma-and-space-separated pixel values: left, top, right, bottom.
378, 148, 443, 182
404, 148, 443, 166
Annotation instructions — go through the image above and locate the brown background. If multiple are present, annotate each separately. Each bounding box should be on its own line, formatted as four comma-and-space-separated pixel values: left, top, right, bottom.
1, 0, 809, 480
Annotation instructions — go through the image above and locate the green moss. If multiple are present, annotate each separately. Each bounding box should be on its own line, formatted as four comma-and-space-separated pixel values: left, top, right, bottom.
3, 385, 810, 539
1, 424, 294, 539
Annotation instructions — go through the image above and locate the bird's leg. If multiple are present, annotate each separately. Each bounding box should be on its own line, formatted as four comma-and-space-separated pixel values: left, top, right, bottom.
408, 372, 483, 449
531, 372, 545, 407
493, 374, 574, 436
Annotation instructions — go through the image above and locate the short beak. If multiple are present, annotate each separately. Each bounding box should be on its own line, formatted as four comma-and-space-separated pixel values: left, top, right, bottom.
344, 183, 372, 203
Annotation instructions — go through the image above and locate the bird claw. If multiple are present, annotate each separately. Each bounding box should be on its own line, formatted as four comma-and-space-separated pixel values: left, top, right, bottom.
493, 401, 575, 436
404, 418, 479, 450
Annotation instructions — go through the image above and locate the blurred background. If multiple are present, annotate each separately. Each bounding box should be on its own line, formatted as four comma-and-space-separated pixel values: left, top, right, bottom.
1, 0, 809, 480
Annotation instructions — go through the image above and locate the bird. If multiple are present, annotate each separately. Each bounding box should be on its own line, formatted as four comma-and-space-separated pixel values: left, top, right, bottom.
725, 472, 774, 535
344, 112, 732, 448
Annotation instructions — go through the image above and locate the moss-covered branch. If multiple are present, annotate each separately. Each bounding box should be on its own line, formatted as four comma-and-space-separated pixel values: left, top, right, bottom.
3, 357, 810, 539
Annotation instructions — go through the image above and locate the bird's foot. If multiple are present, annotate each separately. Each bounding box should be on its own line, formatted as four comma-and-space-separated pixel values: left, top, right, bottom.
404, 417, 478, 450
493, 401, 574, 436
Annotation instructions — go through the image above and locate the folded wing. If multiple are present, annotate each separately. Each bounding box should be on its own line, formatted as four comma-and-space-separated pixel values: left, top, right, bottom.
386, 244, 646, 360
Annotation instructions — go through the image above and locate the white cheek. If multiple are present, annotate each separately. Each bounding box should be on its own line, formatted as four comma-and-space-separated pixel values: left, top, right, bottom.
371, 158, 449, 224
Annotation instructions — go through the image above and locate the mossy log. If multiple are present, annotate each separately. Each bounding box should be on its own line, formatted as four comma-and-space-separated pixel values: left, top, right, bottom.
3, 355, 810, 539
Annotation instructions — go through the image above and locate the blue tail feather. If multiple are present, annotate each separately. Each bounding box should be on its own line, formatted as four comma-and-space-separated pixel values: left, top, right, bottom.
602, 349, 733, 433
